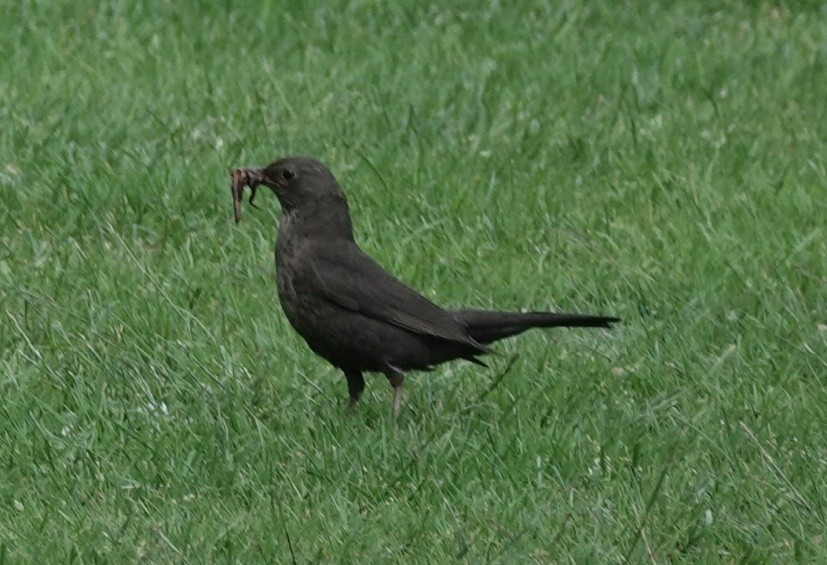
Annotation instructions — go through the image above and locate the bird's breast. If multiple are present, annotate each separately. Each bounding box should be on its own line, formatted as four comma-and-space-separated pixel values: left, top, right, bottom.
275, 237, 301, 298
274, 226, 318, 329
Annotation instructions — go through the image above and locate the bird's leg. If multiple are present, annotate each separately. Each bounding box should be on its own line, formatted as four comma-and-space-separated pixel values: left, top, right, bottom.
343, 369, 365, 411
383, 366, 406, 418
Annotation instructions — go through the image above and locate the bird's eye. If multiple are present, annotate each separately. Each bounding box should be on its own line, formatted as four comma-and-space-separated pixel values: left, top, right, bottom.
282, 169, 295, 181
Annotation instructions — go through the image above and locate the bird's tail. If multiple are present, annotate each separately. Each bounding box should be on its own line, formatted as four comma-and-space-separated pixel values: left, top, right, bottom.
454, 310, 620, 345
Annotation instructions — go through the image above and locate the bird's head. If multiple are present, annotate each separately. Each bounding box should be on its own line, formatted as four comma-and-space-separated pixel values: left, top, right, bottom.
231, 156, 348, 223
231, 156, 353, 239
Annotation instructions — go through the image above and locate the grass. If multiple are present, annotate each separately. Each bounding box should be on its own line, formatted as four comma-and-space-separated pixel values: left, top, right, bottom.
1, 0, 825, 561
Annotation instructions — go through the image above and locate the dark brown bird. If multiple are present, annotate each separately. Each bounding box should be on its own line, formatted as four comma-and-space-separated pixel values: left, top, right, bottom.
231, 157, 619, 417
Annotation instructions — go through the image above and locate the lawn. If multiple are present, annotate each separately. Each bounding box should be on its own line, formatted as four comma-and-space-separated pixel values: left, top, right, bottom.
1, 0, 825, 561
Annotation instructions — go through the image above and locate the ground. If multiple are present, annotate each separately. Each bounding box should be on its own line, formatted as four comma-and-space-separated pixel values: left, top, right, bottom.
1, 1, 825, 561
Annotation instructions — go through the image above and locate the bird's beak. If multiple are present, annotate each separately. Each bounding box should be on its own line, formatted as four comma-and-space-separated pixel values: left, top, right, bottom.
230, 167, 265, 224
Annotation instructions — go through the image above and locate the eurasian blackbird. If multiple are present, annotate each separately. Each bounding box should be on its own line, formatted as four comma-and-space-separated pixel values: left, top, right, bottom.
231, 157, 619, 417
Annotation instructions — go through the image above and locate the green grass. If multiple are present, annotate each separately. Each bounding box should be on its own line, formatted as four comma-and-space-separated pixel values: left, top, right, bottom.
2, 0, 826, 561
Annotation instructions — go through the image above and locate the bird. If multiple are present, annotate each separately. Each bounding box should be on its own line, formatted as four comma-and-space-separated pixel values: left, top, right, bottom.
230, 156, 619, 417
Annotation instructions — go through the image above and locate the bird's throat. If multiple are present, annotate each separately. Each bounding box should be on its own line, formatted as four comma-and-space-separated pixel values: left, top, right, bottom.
279, 199, 355, 242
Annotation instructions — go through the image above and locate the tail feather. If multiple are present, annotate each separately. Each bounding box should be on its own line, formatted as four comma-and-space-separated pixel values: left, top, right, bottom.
454, 310, 620, 345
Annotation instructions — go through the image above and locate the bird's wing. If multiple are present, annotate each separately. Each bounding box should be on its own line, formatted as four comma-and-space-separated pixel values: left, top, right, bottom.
304, 241, 489, 353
